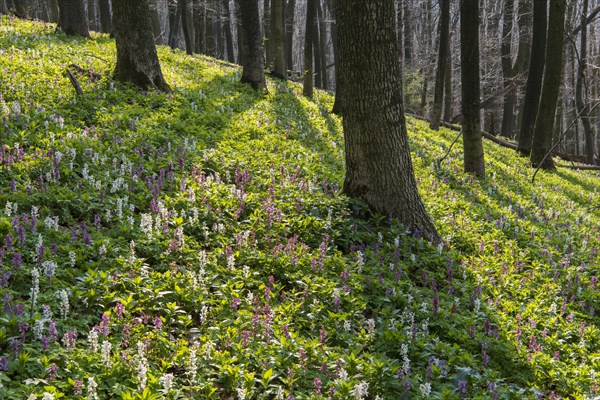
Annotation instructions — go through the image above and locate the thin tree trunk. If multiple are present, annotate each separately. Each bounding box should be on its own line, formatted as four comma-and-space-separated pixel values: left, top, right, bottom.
149, 0, 163, 44
403, 0, 412, 66
235, 0, 243, 63
216, 0, 224, 58
337, 0, 438, 240
206, 0, 216, 56
87, 0, 98, 32
576, 0, 595, 164
58, 0, 90, 37
460, 0, 485, 176
49, 0, 60, 23
98, 0, 112, 34
194, 0, 206, 53
168, 0, 182, 49
13, 0, 28, 17
270, 0, 286, 78
317, 0, 327, 89
429, 0, 449, 130
331, 0, 342, 113
500, 0, 516, 138
223, 0, 234, 62
181, 0, 195, 54
113, 0, 170, 91
239, 0, 266, 91
303, 0, 316, 97
530, 0, 566, 169
443, 33, 452, 123
264, 0, 273, 67
285, 0, 296, 70
517, 0, 547, 155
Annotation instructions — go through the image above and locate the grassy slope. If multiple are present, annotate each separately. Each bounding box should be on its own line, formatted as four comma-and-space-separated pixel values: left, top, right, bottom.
1, 17, 600, 399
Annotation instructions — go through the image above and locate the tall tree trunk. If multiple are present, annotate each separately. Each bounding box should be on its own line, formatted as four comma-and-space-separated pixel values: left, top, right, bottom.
223, 0, 234, 62
316, 0, 327, 89
530, 0, 566, 169
264, 0, 273, 67
576, 0, 595, 164
500, 0, 516, 139
216, 0, 224, 57
87, 0, 98, 31
194, 0, 206, 53
168, 0, 182, 49
206, 0, 216, 56
270, 0, 286, 78
285, 0, 296, 70
58, 0, 90, 37
181, 0, 195, 54
98, 0, 112, 34
331, 0, 342, 113
337, 0, 438, 240
235, 0, 244, 63
517, 0, 547, 155
239, 0, 266, 91
443, 33, 452, 123
403, 0, 412, 66
429, 0, 449, 130
460, 0, 485, 176
303, 0, 316, 97
113, 0, 170, 91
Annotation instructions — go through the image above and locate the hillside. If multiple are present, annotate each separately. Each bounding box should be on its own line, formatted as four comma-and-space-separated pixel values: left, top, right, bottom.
1, 17, 600, 399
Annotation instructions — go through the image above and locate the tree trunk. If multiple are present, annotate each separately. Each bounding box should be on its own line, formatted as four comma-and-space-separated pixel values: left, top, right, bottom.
303, 0, 316, 97
316, 0, 328, 89
239, 0, 266, 91
500, 0, 516, 139
194, 0, 206, 53
460, 0, 485, 176
330, 0, 341, 113
235, 0, 243, 63
98, 0, 112, 34
530, 0, 566, 169
403, 0, 412, 66
181, 0, 195, 54
517, 0, 547, 155
429, 0, 449, 131
13, 0, 28, 18
443, 33, 452, 123
88, 0, 98, 31
216, 0, 224, 58
49, 0, 60, 23
58, 0, 90, 37
113, 0, 170, 91
270, 0, 286, 78
285, 0, 296, 70
576, 0, 595, 165
149, 0, 163, 44
223, 0, 234, 62
168, 0, 182, 49
338, 1, 438, 240
264, 0, 273, 67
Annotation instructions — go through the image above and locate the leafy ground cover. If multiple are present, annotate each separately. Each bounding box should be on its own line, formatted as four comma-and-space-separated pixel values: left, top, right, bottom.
1, 16, 600, 399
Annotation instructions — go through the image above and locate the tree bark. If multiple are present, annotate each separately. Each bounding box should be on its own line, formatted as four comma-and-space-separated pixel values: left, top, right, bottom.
443, 33, 452, 123
338, 1, 438, 240
223, 0, 234, 62
330, 0, 341, 113
239, 0, 266, 91
168, 0, 182, 49
88, 0, 98, 32
576, 0, 595, 165
13, 0, 28, 18
316, 0, 327, 89
98, 0, 112, 34
194, 0, 206, 53
303, 0, 316, 97
403, 0, 412, 66
181, 0, 195, 54
530, 0, 566, 169
58, 0, 90, 37
500, 0, 516, 139
149, 0, 163, 44
517, 0, 546, 155
285, 0, 296, 70
429, 0, 449, 131
235, 0, 243, 63
215, 0, 224, 57
460, 0, 485, 176
113, 0, 170, 91
264, 0, 273, 67
270, 0, 286, 79
49, 0, 60, 23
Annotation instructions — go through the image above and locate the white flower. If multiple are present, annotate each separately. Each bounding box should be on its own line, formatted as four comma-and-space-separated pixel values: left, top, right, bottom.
187, 344, 198, 383
44, 215, 59, 231
5, 201, 16, 217
136, 341, 148, 389
87, 376, 98, 400
159, 373, 175, 393
33, 319, 44, 340
365, 318, 375, 338
101, 341, 112, 368
236, 387, 247, 400
30, 268, 40, 309
69, 251, 76, 268
42, 393, 55, 400
349, 381, 369, 400
419, 382, 431, 398
88, 329, 99, 352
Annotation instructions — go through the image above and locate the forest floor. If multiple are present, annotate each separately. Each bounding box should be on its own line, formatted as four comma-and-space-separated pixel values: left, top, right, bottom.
1, 16, 600, 400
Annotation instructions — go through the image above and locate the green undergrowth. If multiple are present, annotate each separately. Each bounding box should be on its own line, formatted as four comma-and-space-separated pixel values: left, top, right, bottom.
1, 16, 600, 399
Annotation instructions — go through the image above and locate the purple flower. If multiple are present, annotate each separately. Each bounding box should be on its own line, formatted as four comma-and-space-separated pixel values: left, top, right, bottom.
63, 330, 77, 348
73, 380, 83, 395
314, 377, 322, 395
115, 303, 125, 318
0, 356, 8, 371
153, 316, 163, 330
457, 380, 468, 395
